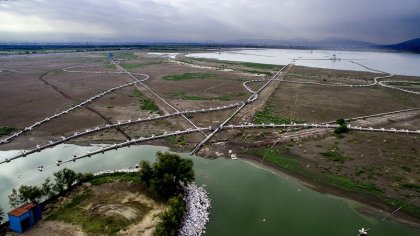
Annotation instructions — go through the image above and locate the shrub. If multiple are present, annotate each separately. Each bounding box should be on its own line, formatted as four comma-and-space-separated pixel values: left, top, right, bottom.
334, 118, 349, 134
139, 152, 194, 199
154, 195, 186, 236
0, 207, 4, 223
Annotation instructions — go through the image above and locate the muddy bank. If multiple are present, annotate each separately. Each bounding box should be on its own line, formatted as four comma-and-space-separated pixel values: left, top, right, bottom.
241, 154, 420, 229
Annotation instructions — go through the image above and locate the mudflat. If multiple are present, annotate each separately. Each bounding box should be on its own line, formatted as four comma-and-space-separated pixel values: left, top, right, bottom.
0, 50, 419, 226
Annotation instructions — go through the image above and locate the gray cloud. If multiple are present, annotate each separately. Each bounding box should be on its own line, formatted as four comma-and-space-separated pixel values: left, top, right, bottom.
0, 0, 419, 43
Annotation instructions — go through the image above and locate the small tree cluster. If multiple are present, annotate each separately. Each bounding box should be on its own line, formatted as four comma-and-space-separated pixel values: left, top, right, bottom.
0, 207, 4, 223
334, 118, 349, 134
139, 152, 194, 235
154, 195, 186, 236
8, 168, 93, 208
139, 152, 194, 199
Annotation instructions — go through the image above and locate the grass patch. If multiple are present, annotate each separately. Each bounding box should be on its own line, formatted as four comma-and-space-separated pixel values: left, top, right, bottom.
131, 89, 143, 97
166, 135, 186, 146
163, 72, 218, 81
171, 91, 205, 100
248, 148, 305, 175
250, 147, 383, 196
260, 149, 302, 172
166, 136, 176, 144
120, 63, 144, 69
320, 151, 352, 163
183, 57, 283, 72
400, 183, 420, 192
253, 105, 299, 124
140, 99, 159, 113
0, 126, 17, 136
131, 90, 161, 113
381, 198, 420, 218
237, 62, 283, 70
401, 166, 412, 172
171, 91, 246, 101
104, 63, 116, 69
90, 172, 140, 186
120, 61, 162, 70
243, 69, 272, 76
318, 174, 383, 195
47, 188, 150, 235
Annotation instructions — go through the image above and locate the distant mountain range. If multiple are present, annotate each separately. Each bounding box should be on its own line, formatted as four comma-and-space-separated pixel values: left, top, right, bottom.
224, 38, 420, 52
380, 38, 420, 52
1, 38, 419, 53
224, 38, 378, 49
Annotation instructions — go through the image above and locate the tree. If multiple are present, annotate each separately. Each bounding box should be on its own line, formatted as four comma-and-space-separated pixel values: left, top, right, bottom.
19, 185, 44, 204
8, 169, 91, 209
334, 118, 349, 134
154, 195, 186, 236
151, 152, 194, 198
0, 207, 4, 223
41, 178, 54, 198
336, 118, 346, 126
53, 168, 78, 193
8, 188, 21, 208
139, 160, 153, 187
139, 152, 194, 198
8, 185, 43, 208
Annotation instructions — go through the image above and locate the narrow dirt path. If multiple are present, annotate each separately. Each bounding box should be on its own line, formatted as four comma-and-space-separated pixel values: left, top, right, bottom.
38, 71, 131, 140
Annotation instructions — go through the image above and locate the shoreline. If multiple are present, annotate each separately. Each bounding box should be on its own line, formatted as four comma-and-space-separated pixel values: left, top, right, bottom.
240, 154, 420, 229
0, 51, 418, 232
1, 139, 419, 229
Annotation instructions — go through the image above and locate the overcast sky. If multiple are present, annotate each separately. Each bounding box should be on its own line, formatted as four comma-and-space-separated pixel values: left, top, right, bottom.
1, 0, 419, 44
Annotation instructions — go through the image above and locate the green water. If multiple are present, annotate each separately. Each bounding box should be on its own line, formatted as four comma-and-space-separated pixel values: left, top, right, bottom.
195, 159, 418, 235
0, 144, 418, 235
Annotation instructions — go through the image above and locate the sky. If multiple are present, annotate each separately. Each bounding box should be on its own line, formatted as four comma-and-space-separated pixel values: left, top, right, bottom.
0, 0, 420, 44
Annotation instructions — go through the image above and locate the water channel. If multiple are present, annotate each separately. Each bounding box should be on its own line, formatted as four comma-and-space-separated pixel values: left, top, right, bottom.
187, 49, 420, 77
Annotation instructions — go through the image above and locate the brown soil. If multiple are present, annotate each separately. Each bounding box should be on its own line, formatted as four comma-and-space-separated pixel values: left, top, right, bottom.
9, 181, 167, 236
1, 50, 419, 227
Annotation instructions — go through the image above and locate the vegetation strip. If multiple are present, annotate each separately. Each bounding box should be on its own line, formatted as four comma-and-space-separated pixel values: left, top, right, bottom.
163, 72, 219, 81
249, 147, 420, 218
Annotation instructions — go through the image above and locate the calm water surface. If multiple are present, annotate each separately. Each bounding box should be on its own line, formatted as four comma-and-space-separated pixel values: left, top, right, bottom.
0, 145, 418, 235
187, 49, 420, 77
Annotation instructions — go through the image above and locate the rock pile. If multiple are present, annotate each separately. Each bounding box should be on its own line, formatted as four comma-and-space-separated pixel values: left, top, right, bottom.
92, 165, 139, 176
179, 183, 211, 236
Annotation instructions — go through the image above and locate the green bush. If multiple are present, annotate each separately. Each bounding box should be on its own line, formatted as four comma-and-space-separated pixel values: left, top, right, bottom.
320, 151, 352, 163
140, 98, 160, 113
53, 168, 80, 193
163, 72, 217, 81
8, 169, 93, 207
0, 207, 4, 223
0, 126, 17, 136
139, 152, 194, 199
334, 118, 349, 134
253, 105, 298, 124
154, 195, 186, 236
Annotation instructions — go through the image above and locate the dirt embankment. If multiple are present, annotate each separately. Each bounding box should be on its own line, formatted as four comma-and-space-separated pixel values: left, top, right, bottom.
8, 180, 167, 236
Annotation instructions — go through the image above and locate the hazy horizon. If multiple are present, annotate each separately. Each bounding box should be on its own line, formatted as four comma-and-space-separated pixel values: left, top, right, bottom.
1, 0, 420, 44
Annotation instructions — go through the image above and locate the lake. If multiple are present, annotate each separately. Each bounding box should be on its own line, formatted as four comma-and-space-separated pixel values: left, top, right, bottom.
0, 144, 418, 235
187, 49, 420, 77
